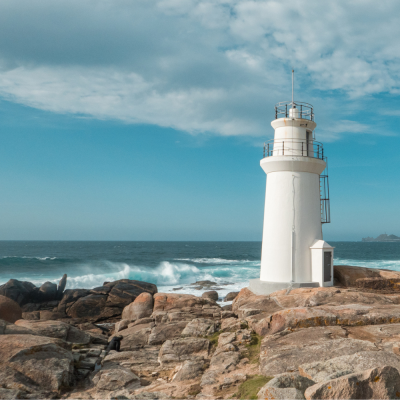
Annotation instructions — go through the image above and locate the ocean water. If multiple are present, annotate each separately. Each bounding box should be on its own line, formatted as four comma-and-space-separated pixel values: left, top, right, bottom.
0, 241, 400, 301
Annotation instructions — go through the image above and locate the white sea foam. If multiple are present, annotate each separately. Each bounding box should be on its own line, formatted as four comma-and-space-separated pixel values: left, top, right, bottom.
175, 258, 251, 264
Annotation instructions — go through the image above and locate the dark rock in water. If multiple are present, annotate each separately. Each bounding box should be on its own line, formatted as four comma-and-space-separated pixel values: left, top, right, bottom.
0, 295, 22, 323
190, 280, 217, 288
202, 291, 219, 302
57, 274, 67, 299
224, 292, 239, 302
39, 282, 58, 302
0, 279, 37, 305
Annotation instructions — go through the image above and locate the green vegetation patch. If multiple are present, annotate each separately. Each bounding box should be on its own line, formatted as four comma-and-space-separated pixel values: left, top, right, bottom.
235, 375, 272, 399
206, 331, 221, 347
245, 333, 261, 364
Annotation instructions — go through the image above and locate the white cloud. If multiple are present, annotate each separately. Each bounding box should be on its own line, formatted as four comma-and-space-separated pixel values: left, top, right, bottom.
0, 0, 400, 137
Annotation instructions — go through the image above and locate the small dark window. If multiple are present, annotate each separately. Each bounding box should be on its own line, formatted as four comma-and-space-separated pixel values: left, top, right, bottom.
324, 251, 332, 282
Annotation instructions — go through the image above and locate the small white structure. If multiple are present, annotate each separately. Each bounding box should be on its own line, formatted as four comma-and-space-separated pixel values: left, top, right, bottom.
249, 74, 333, 295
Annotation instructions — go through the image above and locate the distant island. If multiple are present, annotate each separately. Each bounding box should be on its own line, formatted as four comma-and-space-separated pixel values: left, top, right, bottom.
362, 234, 400, 242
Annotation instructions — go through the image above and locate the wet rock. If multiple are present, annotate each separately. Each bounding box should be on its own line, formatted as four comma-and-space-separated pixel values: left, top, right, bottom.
299, 350, 400, 383
0, 334, 74, 392
304, 366, 400, 400
92, 367, 140, 391
190, 281, 217, 289
148, 321, 187, 345
15, 320, 91, 344
224, 292, 239, 302
159, 337, 210, 366
260, 326, 376, 376
173, 359, 205, 382
57, 274, 67, 300
0, 279, 37, 305
122, 292, 154, 321
202, 291, 218, 302
38, 281, 58, 302
181, 318, 217, 337
0, 295, 22, 323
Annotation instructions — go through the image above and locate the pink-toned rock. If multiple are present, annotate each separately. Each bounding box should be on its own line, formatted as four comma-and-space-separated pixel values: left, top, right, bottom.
304, 366, 400, 400
122, 292, 154, 321
0, 334, 73, 392
259, 326, 375, 376
0, 295, 22, 323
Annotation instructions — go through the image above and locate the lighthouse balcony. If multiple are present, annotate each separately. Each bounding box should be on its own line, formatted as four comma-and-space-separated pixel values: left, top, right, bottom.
275, 100, 314, 121
263, 138, 325, 160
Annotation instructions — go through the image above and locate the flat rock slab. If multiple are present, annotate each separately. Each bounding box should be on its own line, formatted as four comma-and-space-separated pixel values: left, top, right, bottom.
260, 326, 377, 376
254, 303, 400, 336
304, 366, 400, 400
299, 350, 400, 383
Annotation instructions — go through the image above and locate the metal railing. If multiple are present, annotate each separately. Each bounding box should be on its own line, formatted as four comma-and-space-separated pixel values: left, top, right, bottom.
275, 101, 314, 121
263, 138, 325, 160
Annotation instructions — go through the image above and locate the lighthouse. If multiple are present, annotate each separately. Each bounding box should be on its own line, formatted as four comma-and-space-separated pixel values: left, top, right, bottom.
249, 73, 334, 295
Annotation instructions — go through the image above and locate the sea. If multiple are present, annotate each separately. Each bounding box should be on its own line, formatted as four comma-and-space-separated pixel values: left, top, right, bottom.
1, 241, 400, 302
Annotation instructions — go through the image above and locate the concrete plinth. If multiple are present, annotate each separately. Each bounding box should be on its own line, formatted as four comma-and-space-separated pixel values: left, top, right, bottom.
248, 279, 319, 296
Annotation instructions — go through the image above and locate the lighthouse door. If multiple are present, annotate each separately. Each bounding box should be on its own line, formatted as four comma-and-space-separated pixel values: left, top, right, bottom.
323, 251, 332, 282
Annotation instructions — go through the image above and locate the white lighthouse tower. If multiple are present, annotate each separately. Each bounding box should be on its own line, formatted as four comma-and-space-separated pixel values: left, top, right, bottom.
249, 72, 334, 295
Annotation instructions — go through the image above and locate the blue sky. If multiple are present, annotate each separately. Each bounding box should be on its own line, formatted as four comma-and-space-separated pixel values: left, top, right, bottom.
0, 0, 399, 241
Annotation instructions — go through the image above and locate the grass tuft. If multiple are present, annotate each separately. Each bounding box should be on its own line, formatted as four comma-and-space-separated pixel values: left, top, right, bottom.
244, 333, 261, 364
236, 375, 272, 399
206, 331, 221, 347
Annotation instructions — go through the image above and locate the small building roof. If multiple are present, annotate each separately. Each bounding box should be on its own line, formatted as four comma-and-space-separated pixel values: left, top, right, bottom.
310, 240, 334, 249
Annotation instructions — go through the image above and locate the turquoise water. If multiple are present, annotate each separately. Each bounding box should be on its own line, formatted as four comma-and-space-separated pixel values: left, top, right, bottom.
0, 241, 399, 299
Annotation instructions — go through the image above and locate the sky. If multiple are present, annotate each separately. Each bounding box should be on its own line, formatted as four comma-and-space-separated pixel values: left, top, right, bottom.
0, 0, 399, 241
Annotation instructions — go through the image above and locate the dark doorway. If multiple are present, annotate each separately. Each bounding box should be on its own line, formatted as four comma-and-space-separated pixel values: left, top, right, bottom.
324, 251, 332, 282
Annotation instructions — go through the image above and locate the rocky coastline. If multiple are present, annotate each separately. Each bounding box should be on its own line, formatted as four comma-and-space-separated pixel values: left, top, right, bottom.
2, 265, 400, 399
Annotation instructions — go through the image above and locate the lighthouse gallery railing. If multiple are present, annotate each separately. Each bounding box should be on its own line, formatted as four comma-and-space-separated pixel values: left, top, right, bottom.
263, 138, 325, 160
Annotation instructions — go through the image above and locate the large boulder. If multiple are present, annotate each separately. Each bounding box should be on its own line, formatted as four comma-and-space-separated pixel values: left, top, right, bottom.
15, 320, 91, 344
122, 292, 154, 321
58, 280, 157, 321
304, 366, 400, 400
334, 265, 400, 288
38, 282, 58, 302
0, 334, 73, 392
0, 295, 22, 323
0, 279, 37, 305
